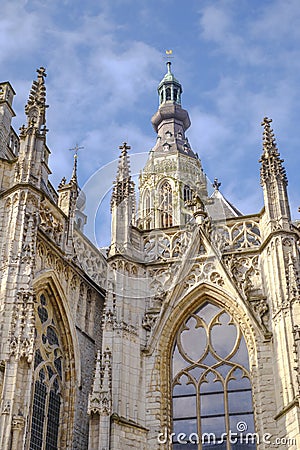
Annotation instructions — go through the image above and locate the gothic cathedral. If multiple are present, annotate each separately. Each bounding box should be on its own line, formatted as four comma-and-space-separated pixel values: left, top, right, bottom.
0, 63, 299, 449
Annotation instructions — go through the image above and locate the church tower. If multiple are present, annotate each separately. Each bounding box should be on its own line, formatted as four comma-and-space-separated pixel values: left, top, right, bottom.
138, 61, 208, 230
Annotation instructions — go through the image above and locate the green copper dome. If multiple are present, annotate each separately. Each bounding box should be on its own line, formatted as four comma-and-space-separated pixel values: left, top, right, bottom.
158, 61, 181, 87
158, 62, 182, 106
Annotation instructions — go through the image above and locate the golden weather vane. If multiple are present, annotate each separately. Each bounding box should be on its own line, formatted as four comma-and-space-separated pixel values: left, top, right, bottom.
164, 49, 174, 60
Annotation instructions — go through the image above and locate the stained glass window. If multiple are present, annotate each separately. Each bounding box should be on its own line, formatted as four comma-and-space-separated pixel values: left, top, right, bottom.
172, 302, 256, 449
29, 293, 63, 450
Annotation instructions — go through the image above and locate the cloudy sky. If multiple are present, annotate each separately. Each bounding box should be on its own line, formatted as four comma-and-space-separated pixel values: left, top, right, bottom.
2, 0, 300, 246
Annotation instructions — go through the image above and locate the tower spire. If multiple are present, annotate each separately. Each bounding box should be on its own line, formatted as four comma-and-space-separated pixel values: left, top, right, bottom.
110, 142, 135, 210
109, 142, 136, 257
259, 117, 290, 227
24, 67, 48, 129
260, 117, 287, 186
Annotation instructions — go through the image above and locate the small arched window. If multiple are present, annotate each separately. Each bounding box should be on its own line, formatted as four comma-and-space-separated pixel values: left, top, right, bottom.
172, 302, 256, 449
173, 88, 178, 102
29, 293, 63, 450
144, 191, 151, 230
166, 87, 171, 101
159, 181, 173, 228
183, 185, 193, 203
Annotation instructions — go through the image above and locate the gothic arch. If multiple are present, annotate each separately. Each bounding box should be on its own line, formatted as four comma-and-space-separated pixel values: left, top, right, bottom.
156, 283, 259, 446
157, 179, 174, 228
30, 270, 81, 449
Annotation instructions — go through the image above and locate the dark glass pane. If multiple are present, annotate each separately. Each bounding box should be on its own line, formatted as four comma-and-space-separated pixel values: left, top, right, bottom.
180, 316, 206, 361
173, 395, 196, 419
231, 338, 250, 369
200, 392, 224, 416
195, 302, 220, 323
45, 390, 61, 450
54, 357, 62, 379
38, 305, 48, 323
173, 418, 197, 437
29, 381, 47, 450
228, 390, 253, 414
201, 416, 226, 437
228, 370, 251, 390
229, 414, 255, 434
40, 294, 47, 306
173, 444, 198, 449
210, 313, 237, 359
173, 346, 188, 376
34, 349, 43, 369
47, 327, 59, 346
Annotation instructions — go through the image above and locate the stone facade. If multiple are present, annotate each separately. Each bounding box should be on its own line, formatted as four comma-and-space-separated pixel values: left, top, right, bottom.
0, 64, 299, 450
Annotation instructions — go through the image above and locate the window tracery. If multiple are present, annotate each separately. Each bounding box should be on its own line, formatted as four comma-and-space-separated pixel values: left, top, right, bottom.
29, 293, 63, 450
172, 302, 256, 449
183, 185, 193, 203
159, 181, 173, 228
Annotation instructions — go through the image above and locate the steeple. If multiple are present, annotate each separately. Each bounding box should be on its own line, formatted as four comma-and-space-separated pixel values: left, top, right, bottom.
16, 67, 50, 188
109, 142, 136, 257
259, 117, 290, 229
151, 62, 192, 154
24, 67, 48, 131
260, 117, 287, 186
110, 142, 135, 210
137, 63, 208, 230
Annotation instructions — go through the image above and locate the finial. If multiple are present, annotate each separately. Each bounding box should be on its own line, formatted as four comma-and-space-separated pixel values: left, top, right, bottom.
261, 117, 278, 155
260, 117, 287, 185
37, 67, 47, 81
212, 178, 221, 191
119, 142, 131, 155
69, 143, 84, 183
164, 50, 173, 73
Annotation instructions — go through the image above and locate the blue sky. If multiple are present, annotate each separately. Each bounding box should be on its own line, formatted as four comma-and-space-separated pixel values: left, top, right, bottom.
2, 0, 300, 246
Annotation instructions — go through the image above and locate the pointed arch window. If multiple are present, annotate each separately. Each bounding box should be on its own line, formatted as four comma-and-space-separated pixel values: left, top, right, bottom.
159, 181, 173, 228
183, 185, 193, 203
29, 293, 63, 450
172, 302, 256, 449
144, 190, 151, 230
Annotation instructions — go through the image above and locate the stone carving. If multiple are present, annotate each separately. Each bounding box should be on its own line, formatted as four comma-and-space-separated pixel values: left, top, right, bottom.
293, 326, 300, 391
286, 253, 300, 302
9, 290, 35, 363
148, 266, 177, 298
182, 260, 224, 295
21, 211, 38, 264
12, 415, 26, 430
224, 254, 262, 299
250, 298, 270, 333
88, 349, 112, 416
211, 220, 261, 252
74, 231, 107, 288
1, 400, 11, 415
39, 200, 63, 246
110, 258, 137, 276
143, 228, 192, 262
103, 309, 138, 338
142, 311, 159, 331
